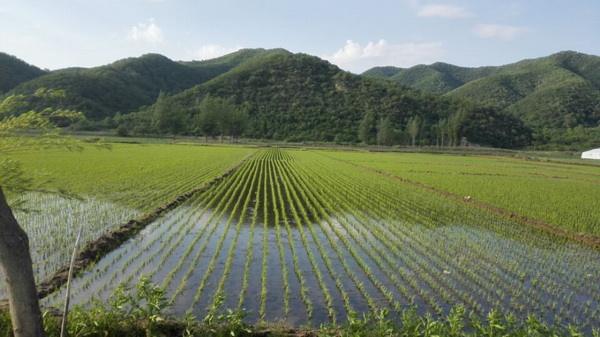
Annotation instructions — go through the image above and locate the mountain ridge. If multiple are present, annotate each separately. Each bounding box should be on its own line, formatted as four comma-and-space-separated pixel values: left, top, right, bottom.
1, 49, 598, 149
363, 51, 600, 131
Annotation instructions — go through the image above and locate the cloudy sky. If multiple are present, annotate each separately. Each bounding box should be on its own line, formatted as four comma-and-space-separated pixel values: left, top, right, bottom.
1, 0, 599, 73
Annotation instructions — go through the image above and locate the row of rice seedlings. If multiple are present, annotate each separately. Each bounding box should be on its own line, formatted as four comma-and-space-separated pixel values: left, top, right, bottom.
259, 155, 270, 321
370, 184, 599, 327
302, 154, 596, 326
279, 159, 402, 315
207, 153, 262, 316
306, 162, 488, 316
302, 154, 524, 314
13, 193, 138, 282
188, 157, 261, 310
308, 157, 508, 314
169, 156, 260, 304
276, 157, 337, 323
441, 224, 600, 326
289, 162, 425, 310
280, 159, 401, 312
237, 157, 263, 311
318, 151, 594, 233
118, 195, 213, 287
271, 160, 380, 316
78, 146, 254, 213
58, 152, 251, 307
270, 156, 313, 319
266, 159, 290, 317
349, 174, 557, 318
274, 160, 352, 320
301, 164, 446, 314
332, 176, 492, 314
42, 202, 191, 306
160, 158, 255, 295
124, 166, 216, 210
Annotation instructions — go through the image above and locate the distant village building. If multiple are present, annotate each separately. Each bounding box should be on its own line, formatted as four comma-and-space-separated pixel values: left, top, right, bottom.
581, 148, 600, 160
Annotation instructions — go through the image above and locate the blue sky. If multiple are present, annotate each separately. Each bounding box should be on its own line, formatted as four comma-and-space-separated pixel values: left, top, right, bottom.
1, 0, 599, 72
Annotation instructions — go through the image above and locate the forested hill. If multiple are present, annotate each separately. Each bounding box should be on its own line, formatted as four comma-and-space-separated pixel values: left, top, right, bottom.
0, 52, 46, 94
363, 51, 600, 130
1, 49, 598, 149
135, 51, 530, 148
0, 49, 281, 119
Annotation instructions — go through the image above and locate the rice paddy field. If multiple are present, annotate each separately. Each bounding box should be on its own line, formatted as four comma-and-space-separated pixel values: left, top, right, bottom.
3, 143, 600, 332
0, 143, 253, 297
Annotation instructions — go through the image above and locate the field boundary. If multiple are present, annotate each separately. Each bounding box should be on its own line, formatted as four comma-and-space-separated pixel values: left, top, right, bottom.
319, 152, 600, 249
36, 153, 254, 299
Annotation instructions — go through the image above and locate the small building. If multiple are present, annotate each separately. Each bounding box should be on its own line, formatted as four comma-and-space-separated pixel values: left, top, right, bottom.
581, 148, 600, 160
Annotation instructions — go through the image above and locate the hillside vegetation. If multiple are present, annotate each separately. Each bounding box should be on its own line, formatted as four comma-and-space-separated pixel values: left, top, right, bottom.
364, 51, 600, 139
130, 51, 529, 147
0, 49, 280, 120
0, 52, 46, 94
1, 49, 599, 149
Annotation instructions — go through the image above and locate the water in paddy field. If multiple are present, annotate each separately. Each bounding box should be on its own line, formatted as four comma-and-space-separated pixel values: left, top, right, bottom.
41, 188, 600, 332
0, 192, 139, 300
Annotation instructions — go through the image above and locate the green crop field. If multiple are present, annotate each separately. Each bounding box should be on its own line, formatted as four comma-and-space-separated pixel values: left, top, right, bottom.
322, 150, 600, 236
3, 144, 600, 332
1, 143, 254, 296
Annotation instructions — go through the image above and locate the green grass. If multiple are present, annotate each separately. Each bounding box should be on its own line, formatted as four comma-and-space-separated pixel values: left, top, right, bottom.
321, 150, 600, 236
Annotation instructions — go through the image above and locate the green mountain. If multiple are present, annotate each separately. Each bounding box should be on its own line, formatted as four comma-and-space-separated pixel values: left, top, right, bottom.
136, 51, 529, 147
0, 49, 280, 120
0, 52, 46, 94
4, 48, 595, 148
363, 51, 600, 130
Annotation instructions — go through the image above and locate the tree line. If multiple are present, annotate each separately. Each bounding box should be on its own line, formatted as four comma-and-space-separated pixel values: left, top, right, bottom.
113, 94, 249, 141
357, 103, 532, 148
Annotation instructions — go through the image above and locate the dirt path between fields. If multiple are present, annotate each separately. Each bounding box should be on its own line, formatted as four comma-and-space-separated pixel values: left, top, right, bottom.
36, 153, 254, 299
321, 153, 600, 250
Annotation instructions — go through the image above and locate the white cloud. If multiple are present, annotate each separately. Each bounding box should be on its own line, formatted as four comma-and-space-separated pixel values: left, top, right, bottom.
127, 19, 164, 44
418, 4, 472, 18
473, 24, 526, 41
193, 44, 242, 60
325, 39, 445, 73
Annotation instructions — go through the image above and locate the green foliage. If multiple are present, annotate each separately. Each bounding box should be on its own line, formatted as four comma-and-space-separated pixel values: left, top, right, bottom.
319, 305, 574, 337
460, 105, 532, 148
1, 304, 592, 337
365, 51, 600, 142
376, 117, 396, 146
532, 126, 600, 150
0, 111, 81, 197
143, 52, 527, 147
0, 52, 46, 94
358, 111, 377, 144
1, 49, 285, 121
192, 96, 249, 139
407, 115, 421, 146
1, 48, 550, 148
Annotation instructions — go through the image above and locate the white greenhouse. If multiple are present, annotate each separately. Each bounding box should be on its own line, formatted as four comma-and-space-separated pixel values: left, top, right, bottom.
581, 148, 600, 160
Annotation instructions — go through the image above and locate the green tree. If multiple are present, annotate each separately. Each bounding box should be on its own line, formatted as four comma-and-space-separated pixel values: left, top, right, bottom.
436, 118, 447, 147
228, 108, 249, 141
447, 110, 464, 147
358, 111, 377, 145
376, 117, 395, 146
153, 92, 186, 134
193, 97, 219, 140
407, 115, 421, 146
